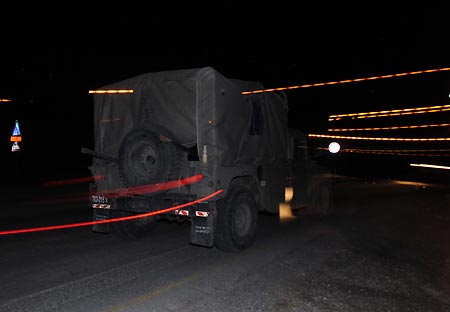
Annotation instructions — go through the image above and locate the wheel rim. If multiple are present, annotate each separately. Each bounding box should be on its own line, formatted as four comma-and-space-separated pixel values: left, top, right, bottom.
233, 201, 252, 237
124, 136, 162, 184
130, 143, 158, 176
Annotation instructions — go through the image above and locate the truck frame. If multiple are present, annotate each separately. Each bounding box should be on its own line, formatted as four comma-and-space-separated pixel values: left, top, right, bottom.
82, 67, 331, 252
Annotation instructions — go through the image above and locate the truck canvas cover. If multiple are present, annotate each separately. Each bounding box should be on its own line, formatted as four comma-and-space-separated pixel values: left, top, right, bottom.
91, 67, 289, 167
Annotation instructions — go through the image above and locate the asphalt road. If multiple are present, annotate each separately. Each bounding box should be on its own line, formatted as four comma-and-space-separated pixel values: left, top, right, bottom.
0, 176, 449, 312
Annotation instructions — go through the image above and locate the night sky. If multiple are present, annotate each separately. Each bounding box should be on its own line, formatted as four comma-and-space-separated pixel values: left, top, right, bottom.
0, 3, 449, 183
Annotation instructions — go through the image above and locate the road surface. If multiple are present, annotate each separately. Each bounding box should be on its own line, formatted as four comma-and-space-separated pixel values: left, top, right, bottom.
0, 176, 449, 311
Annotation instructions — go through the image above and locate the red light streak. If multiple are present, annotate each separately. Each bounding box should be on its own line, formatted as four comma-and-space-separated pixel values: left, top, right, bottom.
34, 175, 204, 204
42, 175, 105, 187
0, 190, 224, 235
102, 174, 204, 197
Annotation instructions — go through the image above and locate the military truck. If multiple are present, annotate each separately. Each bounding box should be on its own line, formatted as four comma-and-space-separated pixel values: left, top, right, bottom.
82, 67, 332, 252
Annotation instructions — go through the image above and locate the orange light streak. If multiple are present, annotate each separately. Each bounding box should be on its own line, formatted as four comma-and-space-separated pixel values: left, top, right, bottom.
0, 190, 224, 235
355, 109, 450, 119
101, 118, 121, 123
328, 123, 450, 132
309, 134, 450, 141
410, 163, 450, 170
317, 147, 450, 156
328, 104, 450, 121
88, 89, 134, 94
339, 150, 450, 156
241, 67, 450, 94
390, 180, 432, 187
1, 98, 11, 102
323, 148, 450, 153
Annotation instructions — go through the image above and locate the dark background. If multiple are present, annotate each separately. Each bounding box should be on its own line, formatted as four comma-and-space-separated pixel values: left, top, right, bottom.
0, 3, 449, 183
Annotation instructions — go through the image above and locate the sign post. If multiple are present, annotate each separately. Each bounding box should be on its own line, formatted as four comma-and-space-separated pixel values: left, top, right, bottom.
10, 120, 22, 181
10, 120, 22, 151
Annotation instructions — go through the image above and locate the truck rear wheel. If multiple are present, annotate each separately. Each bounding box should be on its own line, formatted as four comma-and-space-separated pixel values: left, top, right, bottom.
111, 210, 155, 240
214, 185, 257, 252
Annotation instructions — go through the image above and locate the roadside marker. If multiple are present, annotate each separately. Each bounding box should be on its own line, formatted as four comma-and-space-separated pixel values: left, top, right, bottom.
11, 141, 20, 152
11, 120, 22, 152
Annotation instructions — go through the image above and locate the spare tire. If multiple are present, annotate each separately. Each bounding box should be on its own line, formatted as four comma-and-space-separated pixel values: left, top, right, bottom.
118, 126, 181, 188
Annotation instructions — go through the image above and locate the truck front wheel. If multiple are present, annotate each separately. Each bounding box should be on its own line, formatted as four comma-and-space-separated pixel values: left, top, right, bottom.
214, 186, 257, 252
304, 180, 333, 216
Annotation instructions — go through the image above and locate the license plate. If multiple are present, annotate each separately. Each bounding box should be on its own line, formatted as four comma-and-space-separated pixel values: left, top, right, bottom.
91, 194, 111, 209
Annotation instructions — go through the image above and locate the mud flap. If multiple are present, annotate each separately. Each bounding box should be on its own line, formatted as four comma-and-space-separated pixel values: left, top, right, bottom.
190, 202, 215, 247
92, 208, 111, 233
